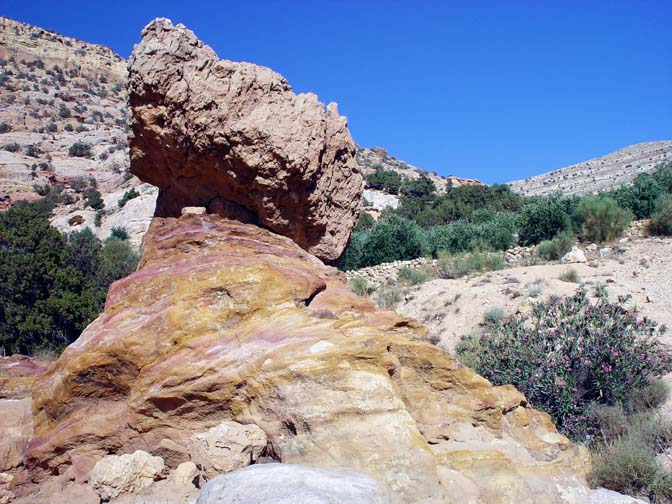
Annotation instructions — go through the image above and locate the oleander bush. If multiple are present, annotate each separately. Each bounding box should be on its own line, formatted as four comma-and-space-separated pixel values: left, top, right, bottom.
456, 289, 672, 441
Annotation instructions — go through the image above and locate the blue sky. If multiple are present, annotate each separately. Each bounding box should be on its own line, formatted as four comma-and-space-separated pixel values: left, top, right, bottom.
3, 1, 671, 183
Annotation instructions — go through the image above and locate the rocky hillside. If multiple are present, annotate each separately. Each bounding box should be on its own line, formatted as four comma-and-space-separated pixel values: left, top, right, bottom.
508, 141, 672, 197
357, 145, 483, 192
1, 16, 483, 246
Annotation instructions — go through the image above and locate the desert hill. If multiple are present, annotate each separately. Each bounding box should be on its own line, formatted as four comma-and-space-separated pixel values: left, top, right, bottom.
508, 141, 672, 197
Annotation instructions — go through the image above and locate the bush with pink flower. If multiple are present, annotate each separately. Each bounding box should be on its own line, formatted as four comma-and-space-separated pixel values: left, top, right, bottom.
457, 288, 672, 441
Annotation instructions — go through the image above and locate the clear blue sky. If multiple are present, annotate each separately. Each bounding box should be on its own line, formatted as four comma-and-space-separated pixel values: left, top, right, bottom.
4, 1, 671, 183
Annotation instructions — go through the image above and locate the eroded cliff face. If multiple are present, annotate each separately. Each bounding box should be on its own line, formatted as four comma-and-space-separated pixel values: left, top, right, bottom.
127, 19, 362, 263
19, 213, 597, 503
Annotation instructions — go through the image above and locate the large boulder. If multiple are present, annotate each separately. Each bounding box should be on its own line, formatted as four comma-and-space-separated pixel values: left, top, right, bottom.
127, 18, 362, 263
24, 213, 600, 503
188, 421, 267, 478
195, 463, 392, 504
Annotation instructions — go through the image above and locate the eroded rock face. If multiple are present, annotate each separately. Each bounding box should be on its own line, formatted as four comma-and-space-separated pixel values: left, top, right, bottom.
196, 463, 393, 504
127, 18, 362, 263
24, 214, 597, 503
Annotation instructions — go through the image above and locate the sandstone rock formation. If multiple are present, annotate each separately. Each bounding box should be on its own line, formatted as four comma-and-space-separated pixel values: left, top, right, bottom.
127, 18, 362, 262
90, 450, 164, 500
0, 398, 32, 473
188, 421, 267, 478
196, 463, 393, 504
18, 212, 602, 503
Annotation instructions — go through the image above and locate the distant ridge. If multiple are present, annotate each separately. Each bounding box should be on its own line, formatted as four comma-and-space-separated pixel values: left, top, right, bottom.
508, 141, 672, 196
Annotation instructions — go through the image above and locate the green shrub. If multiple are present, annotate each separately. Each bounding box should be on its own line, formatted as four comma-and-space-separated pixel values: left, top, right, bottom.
535, 229, 575, 261
483, 306, 505, 324
25, 144, 40, 158
376, 284, 402, 308
365, 168, 403, 194
350, 215, 429, 269
355, 211, 375, 231
110, 226, 129, 241
589, 414, 672, 499
2, 143, 20, 153
647, 194, 672, 236
426, 221, 479, 256
84, 189, 105, 210
652, 161, 672, 193
559, 268, 580, 283
118, 188, 140, 208
339, 231, 368, 271
518, 196, 572, 245
64, 123, 74, 132
349, 276, 369, 296
456, 289, 672, 441
610, 173, 664, 219
437, 251, 505, 279
397, 266, 429, 285
68, 141, 92, 158
573, 196, 632, 242
0, 202, 138, 354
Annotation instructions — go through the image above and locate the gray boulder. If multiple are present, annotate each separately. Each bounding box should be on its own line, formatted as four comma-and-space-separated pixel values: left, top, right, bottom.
195, 463, 392, 504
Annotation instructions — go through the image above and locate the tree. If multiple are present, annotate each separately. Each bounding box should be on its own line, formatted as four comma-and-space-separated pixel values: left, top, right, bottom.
0, 200, 139, 355
518, 196, 572, 245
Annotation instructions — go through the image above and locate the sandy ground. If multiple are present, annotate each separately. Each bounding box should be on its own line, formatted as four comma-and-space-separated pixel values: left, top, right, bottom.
397, 235, 672, 352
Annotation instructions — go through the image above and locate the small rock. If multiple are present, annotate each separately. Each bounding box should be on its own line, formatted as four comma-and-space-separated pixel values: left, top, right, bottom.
90, 450, 165, 500
189, 421, 267, 478
173, 461, 199, 487
181, 206, 207, 216
0, 489, 14, 504
561, 246, 587, 264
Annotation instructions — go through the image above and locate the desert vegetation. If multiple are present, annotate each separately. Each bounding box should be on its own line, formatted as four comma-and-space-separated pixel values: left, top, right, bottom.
456, 289, 672, 498
340, 161, 672, 271
0, 198, 138, 355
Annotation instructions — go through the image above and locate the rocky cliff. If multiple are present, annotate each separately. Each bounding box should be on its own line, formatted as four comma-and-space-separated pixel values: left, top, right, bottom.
508, 141, 672, 196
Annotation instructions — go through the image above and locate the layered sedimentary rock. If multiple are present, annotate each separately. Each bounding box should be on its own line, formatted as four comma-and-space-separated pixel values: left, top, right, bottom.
127, 19, 362, 263
21, 213, 599, 503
